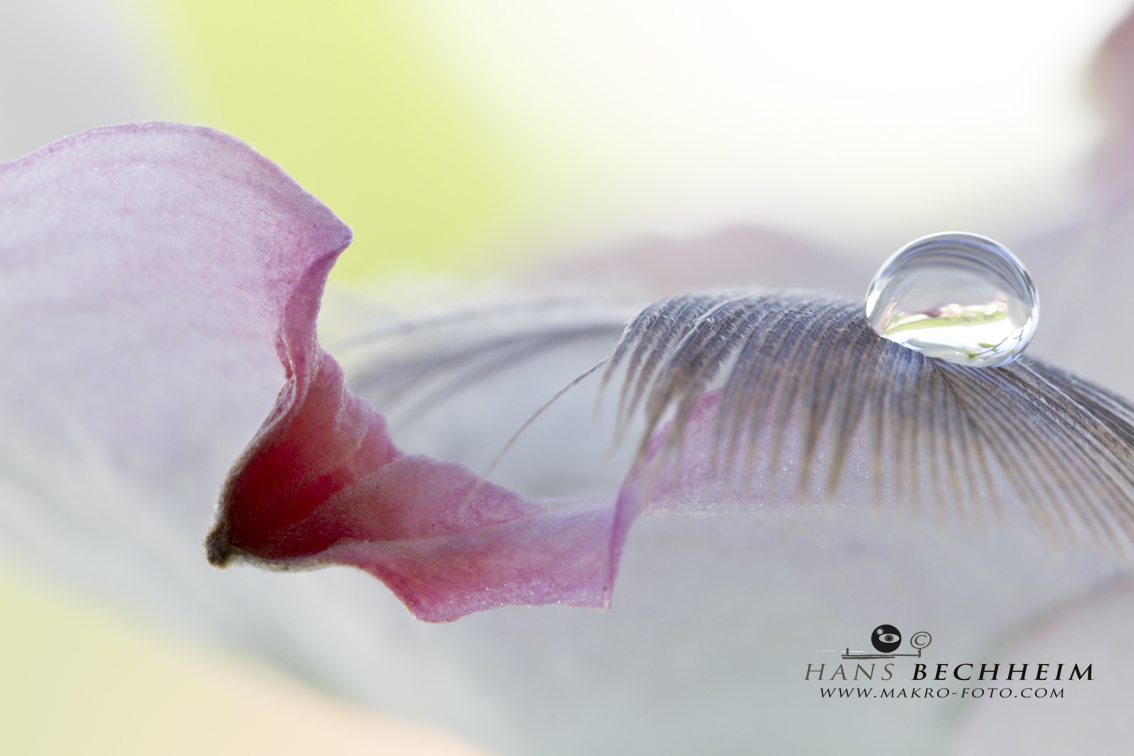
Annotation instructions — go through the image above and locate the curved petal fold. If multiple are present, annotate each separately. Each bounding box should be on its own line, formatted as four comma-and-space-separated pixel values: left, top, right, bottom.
168, 142, 626, 623
208, 322, 622, 621
0, 123, 624, 624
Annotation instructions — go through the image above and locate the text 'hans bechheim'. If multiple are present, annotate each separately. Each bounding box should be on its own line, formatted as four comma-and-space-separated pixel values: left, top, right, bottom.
805, 662, 1092, 682
804, 661, 1092, 700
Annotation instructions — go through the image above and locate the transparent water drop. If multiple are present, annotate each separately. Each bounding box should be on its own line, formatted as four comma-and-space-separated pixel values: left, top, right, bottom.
864, 232, 1039, 368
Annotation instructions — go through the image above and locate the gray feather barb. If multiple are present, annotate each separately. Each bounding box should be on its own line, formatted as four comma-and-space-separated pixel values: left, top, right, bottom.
603, 292, 1134, 554
345, 291, 1134, 555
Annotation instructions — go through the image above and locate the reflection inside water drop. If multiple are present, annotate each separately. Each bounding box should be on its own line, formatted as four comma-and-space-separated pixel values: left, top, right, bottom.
864, 232, 1039, 368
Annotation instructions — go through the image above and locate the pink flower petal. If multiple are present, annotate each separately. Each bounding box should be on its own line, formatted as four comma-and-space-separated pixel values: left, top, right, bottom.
0, 122, 349, 504
0, 122, 626, 623
536, 224, 873, 300
1093, 6, 1134, 196
166, 145, 627, 623
209, 329, 622, 621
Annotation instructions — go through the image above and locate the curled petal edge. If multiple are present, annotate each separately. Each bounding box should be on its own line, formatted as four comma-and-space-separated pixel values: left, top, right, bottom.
206, 232, 628, 623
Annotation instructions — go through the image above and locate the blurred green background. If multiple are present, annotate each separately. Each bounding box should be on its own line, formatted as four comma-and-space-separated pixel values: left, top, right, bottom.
149, 0, 536, 283
163, 1, 531, 283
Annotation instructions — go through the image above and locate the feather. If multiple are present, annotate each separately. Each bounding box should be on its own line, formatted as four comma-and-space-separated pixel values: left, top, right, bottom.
600, 291, 1134, 554
339, 291, 1134, 556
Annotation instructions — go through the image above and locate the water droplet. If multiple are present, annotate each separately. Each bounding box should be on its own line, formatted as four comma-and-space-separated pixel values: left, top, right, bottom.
864, 233, 1039, 367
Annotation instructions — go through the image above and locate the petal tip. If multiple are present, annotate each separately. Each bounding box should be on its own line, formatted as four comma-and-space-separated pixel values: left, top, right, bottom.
204, 520, 233, 568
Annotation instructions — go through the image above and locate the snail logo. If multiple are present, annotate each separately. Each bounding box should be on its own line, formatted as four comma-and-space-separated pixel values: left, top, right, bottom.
843, 626, 932, 659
